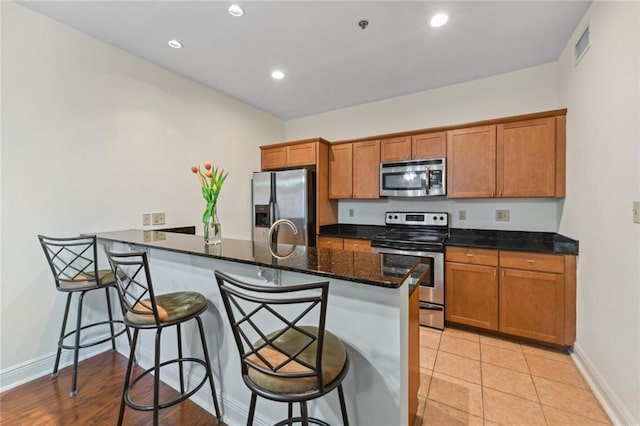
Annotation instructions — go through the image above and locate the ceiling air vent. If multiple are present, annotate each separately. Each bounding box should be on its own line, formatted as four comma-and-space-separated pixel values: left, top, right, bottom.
574, 26, 591, 66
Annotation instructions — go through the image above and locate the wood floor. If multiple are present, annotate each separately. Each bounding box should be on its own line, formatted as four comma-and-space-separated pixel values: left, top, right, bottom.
0, 351, 219, 425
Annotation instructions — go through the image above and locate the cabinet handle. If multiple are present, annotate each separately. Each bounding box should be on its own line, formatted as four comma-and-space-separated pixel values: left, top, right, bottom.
501, 270, 505, 278
491, 191, 495, 197
465, 253, 474, 257
526, 259, 536, 263
498, 191, 502, 197
494, 269, 497, 277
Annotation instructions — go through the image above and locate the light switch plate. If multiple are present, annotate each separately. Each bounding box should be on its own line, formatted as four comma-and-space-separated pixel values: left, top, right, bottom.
458, 210, 467, 220
349, 208, 355, 217
142, 213, 151, 226
633, 201, 640, 224
152, 212, 165, 225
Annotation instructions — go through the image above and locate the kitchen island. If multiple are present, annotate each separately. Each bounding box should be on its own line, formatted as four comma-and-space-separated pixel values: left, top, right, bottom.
94, 230, 421, 426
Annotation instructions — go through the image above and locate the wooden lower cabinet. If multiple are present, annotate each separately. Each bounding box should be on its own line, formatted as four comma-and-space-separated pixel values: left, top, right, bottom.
445, 262, 498, 330
499, 268, 565, 344
446, 247, 576, 346
317, 236, 344, 250
317, 236, 371, 253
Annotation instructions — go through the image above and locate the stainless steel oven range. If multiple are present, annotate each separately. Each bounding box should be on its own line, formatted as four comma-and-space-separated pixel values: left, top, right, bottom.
371, 211, 448, 329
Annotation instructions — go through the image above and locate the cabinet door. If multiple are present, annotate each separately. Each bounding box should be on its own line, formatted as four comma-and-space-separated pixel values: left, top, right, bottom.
286, 142, 317, 167
329, 144, 353, 199
261, 146, 286, 170
447, 126, 496, 198
380, 136, 411, 162
317, 236, 343, 250
353, 140, 380, 199
412, 131, 447, 159
499, 268, 564, 344
445, 262, 498, 330
343, 238, 371, 253
497, 117, 556, 197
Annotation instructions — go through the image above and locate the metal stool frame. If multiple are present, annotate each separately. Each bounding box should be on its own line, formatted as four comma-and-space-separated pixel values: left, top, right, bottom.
105, 248, 222, 426
38, 234, 131, 397
215, 270, 350, 426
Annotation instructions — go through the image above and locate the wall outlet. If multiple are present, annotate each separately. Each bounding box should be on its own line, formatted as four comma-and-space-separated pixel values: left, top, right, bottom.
143, 231, 152, 242
142, 213, 151, 226
458, 210, 467, 221
349, 208, 355, 218
496, 209, 510, 222
152, 212, 166, 225
152, 231, 166, 241
633, 201, 640, 224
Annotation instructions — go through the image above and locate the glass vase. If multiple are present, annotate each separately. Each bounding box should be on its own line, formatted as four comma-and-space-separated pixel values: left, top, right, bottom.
204, 207, 222, 245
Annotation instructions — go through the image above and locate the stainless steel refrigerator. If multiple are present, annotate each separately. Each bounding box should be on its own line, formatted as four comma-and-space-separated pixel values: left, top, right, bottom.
252, 168, 315, 247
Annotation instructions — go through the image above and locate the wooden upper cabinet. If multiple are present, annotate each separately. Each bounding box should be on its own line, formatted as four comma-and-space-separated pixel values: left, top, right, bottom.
261, 146, 287, 170
260, 142, 316, 170
497, 117, 556, 197
380, 132, 447, 162
286, 142, 316, 167
412, 131, 447, 159
353, 140, 380, 199
380, 136, 411, 162
329, 143, 353, 199
447, 125, 497, 198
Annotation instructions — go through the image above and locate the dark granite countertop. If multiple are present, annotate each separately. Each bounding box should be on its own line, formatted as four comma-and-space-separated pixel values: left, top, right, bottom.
93, 230, 409, 289
318, 224, 386, 240
448, 228, 579, 255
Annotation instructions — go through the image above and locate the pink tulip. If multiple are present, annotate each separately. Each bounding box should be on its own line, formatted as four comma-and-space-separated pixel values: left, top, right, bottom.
191, 165, 199, 173
206, 171, 213, 178
204, 162, 212, 170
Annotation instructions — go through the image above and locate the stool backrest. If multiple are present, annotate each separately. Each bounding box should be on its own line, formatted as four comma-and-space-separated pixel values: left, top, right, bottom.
214, 271, 331, 393
104, 249, 162, 326
38, 235, 100, 291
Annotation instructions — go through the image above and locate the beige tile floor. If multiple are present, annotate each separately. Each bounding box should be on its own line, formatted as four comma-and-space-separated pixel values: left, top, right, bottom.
414, 326, 612, 426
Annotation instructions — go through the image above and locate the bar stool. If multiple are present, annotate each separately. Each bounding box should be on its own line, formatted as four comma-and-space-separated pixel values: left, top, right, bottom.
38, 234, 131, 397
215, 270, 350, 426
105, 248, 222, 426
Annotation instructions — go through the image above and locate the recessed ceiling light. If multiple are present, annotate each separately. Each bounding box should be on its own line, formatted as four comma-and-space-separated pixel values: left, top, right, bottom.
271, 70, 285, 80
430, 13, 448, 28
228, 4, 243, 17
167, 39, 182, 49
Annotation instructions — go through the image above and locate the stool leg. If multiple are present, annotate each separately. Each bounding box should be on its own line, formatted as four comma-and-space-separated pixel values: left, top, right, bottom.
52, 293, 73, 378
104, 287, 117, 352
153, 327, 163, 426
247, 392, 257, 426
118, 328, 139, 426
287, 402, 293, 426
300, 401, 309, 426
196, 316, 222, 424
69, 291, 87, 397
338, 384, 349, 426
177, 323, 185, 395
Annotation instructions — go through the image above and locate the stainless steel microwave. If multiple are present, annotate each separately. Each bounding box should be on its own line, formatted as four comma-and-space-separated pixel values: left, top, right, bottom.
379, 158, 446, 197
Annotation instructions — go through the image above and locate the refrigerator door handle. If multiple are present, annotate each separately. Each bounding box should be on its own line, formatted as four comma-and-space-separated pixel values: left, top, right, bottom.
267, 219, 298, 250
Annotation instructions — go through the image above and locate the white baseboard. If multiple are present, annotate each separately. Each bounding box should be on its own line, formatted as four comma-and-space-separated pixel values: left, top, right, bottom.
571, 343, 638, 426
0, 340, 114, 393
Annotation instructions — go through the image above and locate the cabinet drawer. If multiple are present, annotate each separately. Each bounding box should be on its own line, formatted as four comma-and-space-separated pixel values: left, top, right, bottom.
499, 251, 564, 274
287, 142, 316, 167
317, 236, 344, 250
446, 247, 498, 266
343, 238, 371, 253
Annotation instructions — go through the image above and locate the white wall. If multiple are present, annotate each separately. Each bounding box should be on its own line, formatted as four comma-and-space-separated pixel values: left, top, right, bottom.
286, 63, 563, 231
556, 2, 640, 424
0, 2, 284, 372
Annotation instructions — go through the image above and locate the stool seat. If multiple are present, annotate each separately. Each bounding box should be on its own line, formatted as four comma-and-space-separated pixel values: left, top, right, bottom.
58, 269, 116, 290
127, 291, 207, 325
248, 326, 347, 394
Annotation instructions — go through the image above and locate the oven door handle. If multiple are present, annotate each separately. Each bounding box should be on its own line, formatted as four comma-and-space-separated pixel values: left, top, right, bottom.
420, 302, 443, 311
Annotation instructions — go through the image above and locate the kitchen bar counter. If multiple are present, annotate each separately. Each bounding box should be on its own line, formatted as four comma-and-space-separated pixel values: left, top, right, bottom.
96, 230, 417, 425
318, 223, 386, 240
93, 229, 406, 288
